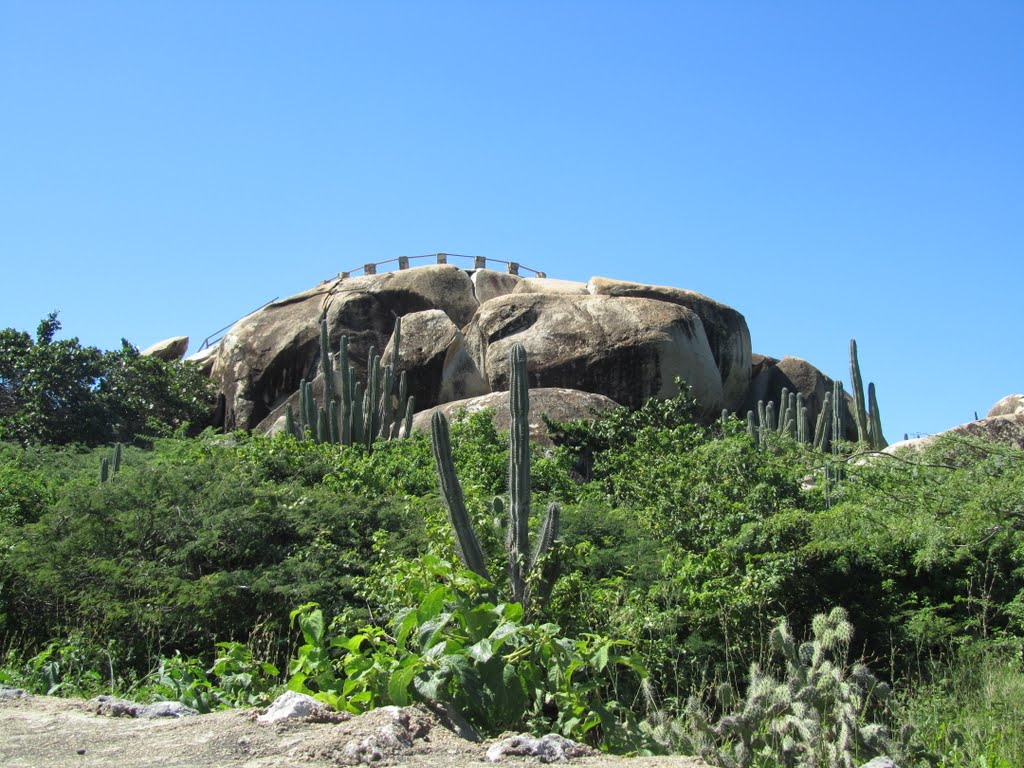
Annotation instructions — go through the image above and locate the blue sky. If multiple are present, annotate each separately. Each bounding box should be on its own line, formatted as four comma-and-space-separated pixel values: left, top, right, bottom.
2, 2, 1021, 439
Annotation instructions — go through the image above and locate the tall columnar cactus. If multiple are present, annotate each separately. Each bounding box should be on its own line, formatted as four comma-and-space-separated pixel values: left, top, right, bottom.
868, 382, 887, 450
430, 343, 561, 614
291, 318, 413, 448
813, 391, 832, 452
849, 338, 887, 450
849, 338, 869, 445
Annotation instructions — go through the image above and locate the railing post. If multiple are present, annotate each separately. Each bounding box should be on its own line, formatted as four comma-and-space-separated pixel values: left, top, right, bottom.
536, 271, 546, 278
340, 271, 350, 279
398, 256, 409, 270
364, 263, 377, 275
474, 256, 486, 270
436, 253, 447, 264
507, 261, 520, 276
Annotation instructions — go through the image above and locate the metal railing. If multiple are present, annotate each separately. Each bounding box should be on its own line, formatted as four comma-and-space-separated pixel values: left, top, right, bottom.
198, 297, 279, 350
333, 252, 546, 280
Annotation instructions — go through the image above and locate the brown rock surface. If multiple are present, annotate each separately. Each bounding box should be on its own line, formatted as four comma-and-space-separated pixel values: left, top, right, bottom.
463, 293, 724, 414
212, 265, 479, 430
586, 277, 751, 410
141, 336, 190, 361
411, 388, 621, 445
987, 394, 1024, 418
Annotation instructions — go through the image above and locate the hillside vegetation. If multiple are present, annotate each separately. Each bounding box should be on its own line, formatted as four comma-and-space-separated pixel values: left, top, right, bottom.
1, 321, 1023, 767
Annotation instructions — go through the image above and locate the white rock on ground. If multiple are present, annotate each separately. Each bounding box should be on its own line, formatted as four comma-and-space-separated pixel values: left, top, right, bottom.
485, 733, 591, 763
257, 690, 330, 724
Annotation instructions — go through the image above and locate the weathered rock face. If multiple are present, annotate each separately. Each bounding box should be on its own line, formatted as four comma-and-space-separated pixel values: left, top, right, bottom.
462, 293, 724, 414
742, 355, 858, 441
141, 336, 189, 361
988, 394, 1024, 418
586, 277, 751, 410
884, 413, 1024, 454
212, 265, 479, 430
470, 269, 521, 305
411, 388, 620, 446
512, 277, 589, 295
380, 310, 488, 409
207, 265, 753, 431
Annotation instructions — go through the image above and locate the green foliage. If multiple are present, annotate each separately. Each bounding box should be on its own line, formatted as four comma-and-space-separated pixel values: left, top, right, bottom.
286, 556, 649, 751
0, 313, 216, 446
151, 642, 280, 712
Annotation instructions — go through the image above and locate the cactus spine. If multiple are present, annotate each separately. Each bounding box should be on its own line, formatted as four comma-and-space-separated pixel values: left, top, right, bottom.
430, 343, 561, 615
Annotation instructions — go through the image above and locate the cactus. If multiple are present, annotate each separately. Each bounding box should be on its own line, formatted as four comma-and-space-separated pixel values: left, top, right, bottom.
291, 318, 413, 448
868, 382, 887, 450
99, 456, 110, 484
813, 392, 832, 452
430, 343, 561, 614
430, 411, 488, 580
746, 410, 757, 445
849, 339, 869, 444
111, 442, 123, 473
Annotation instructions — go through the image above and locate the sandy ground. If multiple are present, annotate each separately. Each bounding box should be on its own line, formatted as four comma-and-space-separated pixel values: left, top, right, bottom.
0, 691, 710, 768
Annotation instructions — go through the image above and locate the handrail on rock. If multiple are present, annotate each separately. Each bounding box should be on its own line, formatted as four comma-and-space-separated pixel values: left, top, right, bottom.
334, 253, 546, 280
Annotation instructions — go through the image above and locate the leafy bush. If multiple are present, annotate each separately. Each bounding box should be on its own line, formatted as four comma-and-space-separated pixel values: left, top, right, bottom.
286, 555, 649, 751
0, 313, 215, 446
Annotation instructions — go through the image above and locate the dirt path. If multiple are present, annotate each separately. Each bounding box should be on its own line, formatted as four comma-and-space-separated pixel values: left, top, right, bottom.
0, 692, 709, 768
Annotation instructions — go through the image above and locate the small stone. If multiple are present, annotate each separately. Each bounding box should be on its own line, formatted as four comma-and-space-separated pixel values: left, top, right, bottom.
257, 690, 330, 724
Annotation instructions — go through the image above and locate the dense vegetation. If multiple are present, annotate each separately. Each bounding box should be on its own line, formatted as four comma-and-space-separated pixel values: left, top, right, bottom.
0, 319, 1022, 766
0, 313, 215, 446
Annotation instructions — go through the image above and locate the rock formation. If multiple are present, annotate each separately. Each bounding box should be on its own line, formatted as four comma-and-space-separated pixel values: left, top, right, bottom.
205, 265, 753, 432
141, 335, 189, 361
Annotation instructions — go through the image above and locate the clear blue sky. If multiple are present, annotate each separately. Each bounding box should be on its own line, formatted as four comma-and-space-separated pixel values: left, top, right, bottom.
2, 2, 1021, 439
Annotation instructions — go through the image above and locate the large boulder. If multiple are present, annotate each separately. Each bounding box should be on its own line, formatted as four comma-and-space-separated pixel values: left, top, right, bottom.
471, 269, 522, 304
141, 335, 189, 361
205, 265, 755, 431
586, 277, 751, 410
512, 277, 589, 295
988, 394, 1024, 418
884, 413, 1024, 454
212, 265, 479, 430
742, 355, 858, 441
411, 388, 620, 446
463, 293, 724, 414
381, 310, 488, 409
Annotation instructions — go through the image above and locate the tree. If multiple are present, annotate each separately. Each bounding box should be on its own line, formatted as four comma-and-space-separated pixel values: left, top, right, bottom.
0, 313, 216, 446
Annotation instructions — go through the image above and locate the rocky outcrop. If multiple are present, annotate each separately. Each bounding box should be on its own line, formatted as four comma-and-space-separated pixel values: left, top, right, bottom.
471, 269, 521, 305
141, 336, 189, 361
512, 277, 588, 295
212, 265, 479, 430
462, 293, 724, 414
884, 413, 1024, 454
380, 310, 488, 410
207, 265, 753, 431
988, 394, 1024, 418
587, 277, 751, 410
742, 355, 859, 441
410, 388, 620, 445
